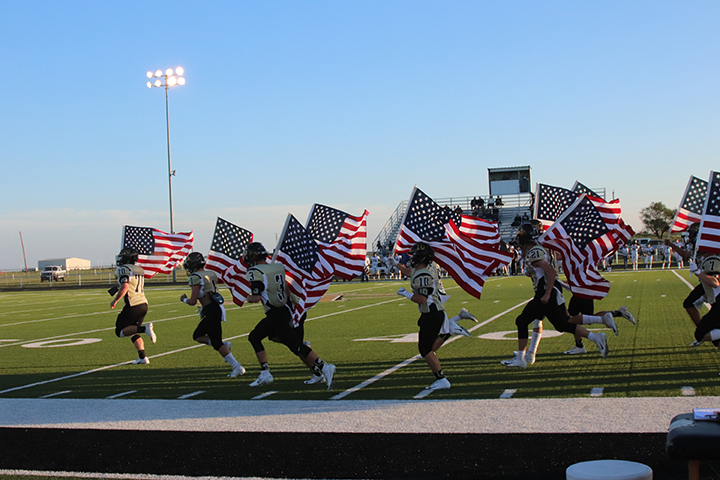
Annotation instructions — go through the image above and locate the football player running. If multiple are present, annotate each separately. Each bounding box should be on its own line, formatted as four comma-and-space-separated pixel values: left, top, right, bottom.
396, 243, 477, 391
180, 252, 245, 378
690, 254, 720, 350
502, 222, 608, 369
243, 242, 336, 389
110, 248, 156, 364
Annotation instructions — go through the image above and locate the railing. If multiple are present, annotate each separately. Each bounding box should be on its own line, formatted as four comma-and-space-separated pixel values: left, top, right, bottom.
0, 268, 189, 289
372, 201, 406, 253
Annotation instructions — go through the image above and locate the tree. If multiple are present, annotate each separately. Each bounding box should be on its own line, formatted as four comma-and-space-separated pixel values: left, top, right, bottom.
640, 202, 676, 238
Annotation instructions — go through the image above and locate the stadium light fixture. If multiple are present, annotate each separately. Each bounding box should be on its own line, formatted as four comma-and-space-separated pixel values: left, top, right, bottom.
146, 66, 185, 282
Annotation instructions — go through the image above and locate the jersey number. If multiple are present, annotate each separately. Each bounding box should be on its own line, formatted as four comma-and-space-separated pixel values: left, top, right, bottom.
274, 274, 285, 302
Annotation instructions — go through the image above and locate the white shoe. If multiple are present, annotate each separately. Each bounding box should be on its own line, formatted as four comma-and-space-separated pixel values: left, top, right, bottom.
525, 350, 536, 365
449, 320, 471, 338
228, 363, 246, 378
501, 351, 527, 369
563, 345, 587, 355
304, 374, 326, 385
145, 323, 157, 343
425, 377, 451, 390
223, 341, 232, 350
602, 312, 619, 336
133, 357, 149, 364
594, 332, 609, 358
459, 308, 478, 323
250, 370, 273, 387
690, 340, 704, 347
321, 363, 336, 390
618, 306, 636, 325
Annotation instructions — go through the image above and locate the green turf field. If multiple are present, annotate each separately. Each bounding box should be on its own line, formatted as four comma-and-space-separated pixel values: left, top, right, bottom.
1, 268, 719, 400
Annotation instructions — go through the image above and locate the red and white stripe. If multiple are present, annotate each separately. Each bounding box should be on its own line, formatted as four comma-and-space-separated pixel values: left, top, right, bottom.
316, 210, 368, 280
138, 229, 194, 278
206, 252, 251, 307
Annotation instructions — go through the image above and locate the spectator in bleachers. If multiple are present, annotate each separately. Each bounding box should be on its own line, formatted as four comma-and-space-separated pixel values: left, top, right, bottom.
495, 196, 503, 206
512, 213, 522, 227
522, 211, 530, 222
454, 205, 463, 215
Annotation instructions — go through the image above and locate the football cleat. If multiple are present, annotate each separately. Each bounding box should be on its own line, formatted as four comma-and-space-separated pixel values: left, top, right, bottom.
618, 306, 636, 325
449, 320, 471, 338
690, 340, 704, 347
563, 346, 587, 355
304, 374, 326, 385
594, 332, 609, 358
459, 308, 478, 323
525, 350, 536, 365
321, 363, 336, 390
425, 377, 451, 390
501, 351, 527, 369
228, 363, 246, 378
249, 370, 273, 387
602, 313, 619, 336
145, 323, 157, 343
133, 357, 149, 364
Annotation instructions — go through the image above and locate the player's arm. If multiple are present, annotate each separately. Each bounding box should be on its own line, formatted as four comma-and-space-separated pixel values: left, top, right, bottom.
665, 239, 691, 260
246, 268, 265, 303
111, 282, 130, 309
180, 284, 202, 306
535, 259, 556, 304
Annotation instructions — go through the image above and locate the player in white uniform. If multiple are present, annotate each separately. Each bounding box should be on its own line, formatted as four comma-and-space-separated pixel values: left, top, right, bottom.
110, 248, 156, 364
630, 244, 639, 270
396, 243, 477, 390
243, 242, 336, 389
690, 255, 720, 350
502, 223, 609, 369
180, 252, 245, 378
644, 246, 654, 269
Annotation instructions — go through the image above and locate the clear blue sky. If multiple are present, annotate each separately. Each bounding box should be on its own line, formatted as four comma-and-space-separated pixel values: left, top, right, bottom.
1, 1, 719, 270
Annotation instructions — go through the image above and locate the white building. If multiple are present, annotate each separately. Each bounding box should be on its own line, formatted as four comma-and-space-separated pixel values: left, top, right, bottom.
38, 257, 91, 271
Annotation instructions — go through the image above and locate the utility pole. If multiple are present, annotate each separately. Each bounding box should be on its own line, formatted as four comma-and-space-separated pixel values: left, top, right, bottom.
19, 231, 28, 272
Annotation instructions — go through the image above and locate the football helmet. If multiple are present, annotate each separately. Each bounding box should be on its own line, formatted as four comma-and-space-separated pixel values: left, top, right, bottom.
183, 252, 206, 273
116, 248, 138, 265
409, 243, 434, 267
516, 220, 543, 246
701, 255, 720, 275
243, 242, 269, 265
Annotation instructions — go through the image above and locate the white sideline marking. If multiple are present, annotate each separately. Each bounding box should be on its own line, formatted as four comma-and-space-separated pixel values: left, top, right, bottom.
590, 387, 604, 397
672, 270, 712, 307
332, 298, 532, 400
252, 391, 278, 400
681, 386, 696, 396
105, 390, 137, 399
177, 391, 205, 400
39, 390, 72, 399
0, 469, 329, 480
500, 389, 516, 399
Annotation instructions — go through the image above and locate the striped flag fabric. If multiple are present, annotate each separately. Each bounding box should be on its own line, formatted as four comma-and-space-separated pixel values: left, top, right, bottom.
306, 204, 368, 280
539, 196, 635, 300
670, 175, 707, 233
273, 214, 335, 323
122, 226, 194, 278
696, 171, 720, 254
205, 217, 254, 306
395, 187, 512, 299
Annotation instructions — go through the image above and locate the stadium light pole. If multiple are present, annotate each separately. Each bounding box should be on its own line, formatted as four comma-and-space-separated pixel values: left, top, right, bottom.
146, 67, 185, 282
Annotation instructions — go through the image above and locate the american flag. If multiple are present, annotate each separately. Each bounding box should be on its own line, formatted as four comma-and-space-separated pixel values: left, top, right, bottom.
205, 217, 254, 306
535, 183, 622, 230
274, 214, 334, 323
306, 204, 368, 280
122, 226, 194, 278
696, 171, 720, 254
395, 187, 512, 298
670, 175, 707, 233
572, 181, 599, 198
534, 183, 579, 231
539, 196, 635, 300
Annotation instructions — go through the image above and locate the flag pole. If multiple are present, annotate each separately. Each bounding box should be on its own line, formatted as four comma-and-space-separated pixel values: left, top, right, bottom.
305, 204, 317, 228
532, 183, 540, 220
668, 176, 695, 240
392, 186, 417, 256
272, 214, 293, 263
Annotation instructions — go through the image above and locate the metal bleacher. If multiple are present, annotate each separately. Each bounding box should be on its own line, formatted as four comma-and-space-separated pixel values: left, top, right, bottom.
372, 193, 535, 253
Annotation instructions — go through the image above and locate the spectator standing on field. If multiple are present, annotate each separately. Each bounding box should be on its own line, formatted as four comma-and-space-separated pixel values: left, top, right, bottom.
110, 248, 156, 364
